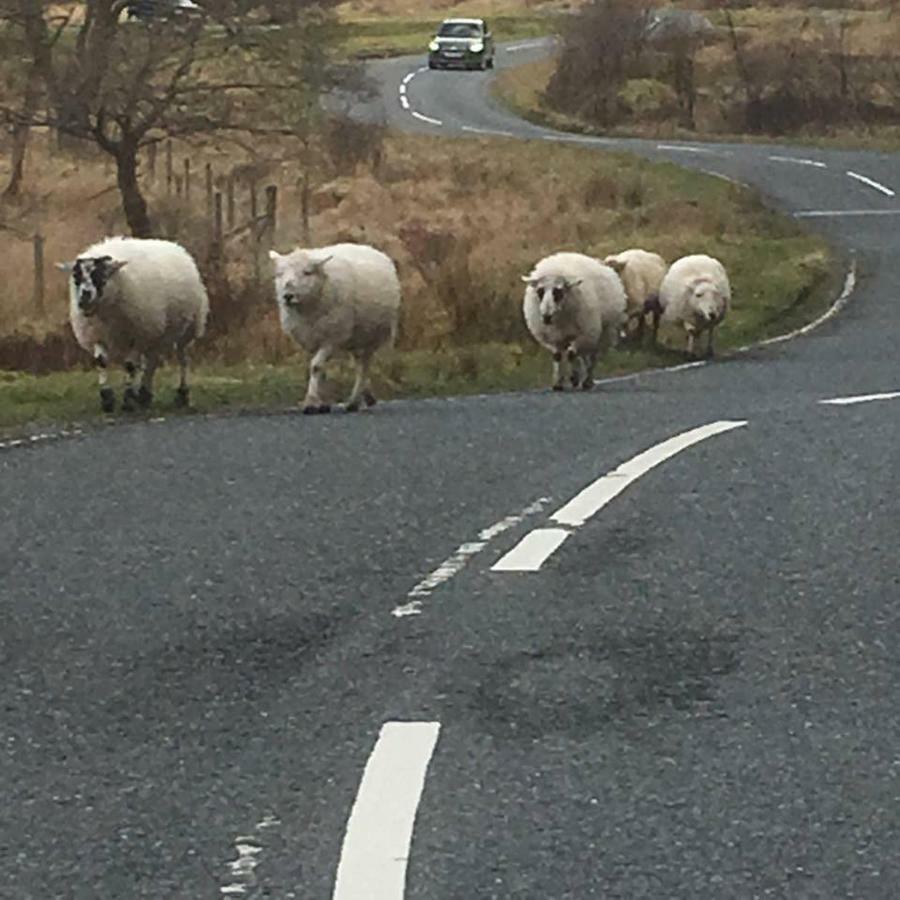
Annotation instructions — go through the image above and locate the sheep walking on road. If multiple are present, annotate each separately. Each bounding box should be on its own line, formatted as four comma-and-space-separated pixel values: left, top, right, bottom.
269, 243, 401, 414
658, 254, 731, 358
58, 237, 209, 413
603, 248, 667, 344
522, 252, 627, 391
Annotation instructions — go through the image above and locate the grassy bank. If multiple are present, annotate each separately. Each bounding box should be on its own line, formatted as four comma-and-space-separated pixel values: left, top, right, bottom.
0, 130, 838, 437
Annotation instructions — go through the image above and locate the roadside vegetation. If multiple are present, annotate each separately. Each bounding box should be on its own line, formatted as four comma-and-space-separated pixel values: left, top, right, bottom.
0, 0, 839, 436
492, 0, 900, 150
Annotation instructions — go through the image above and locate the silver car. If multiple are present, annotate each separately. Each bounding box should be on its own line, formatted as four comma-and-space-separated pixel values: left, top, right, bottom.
428, 18, 495, 71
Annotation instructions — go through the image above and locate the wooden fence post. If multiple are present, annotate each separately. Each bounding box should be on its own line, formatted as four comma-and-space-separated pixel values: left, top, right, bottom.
32, 233, 45, 317
205, 162, 213, 219
166, 140, 173, 195
250, 182, 259, 283
183, 157, 191, 203
226, 175, 235, 229
212, 191, 223, 271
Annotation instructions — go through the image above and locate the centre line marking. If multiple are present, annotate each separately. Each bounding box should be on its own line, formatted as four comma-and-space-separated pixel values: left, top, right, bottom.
492, 420, 747, 572
768, 155, 827, 168
820, 391, 900, 406
657, 144, 725, 156
392, 497, 550, 617
846, 171, 895, 197
333, 722, 440, 900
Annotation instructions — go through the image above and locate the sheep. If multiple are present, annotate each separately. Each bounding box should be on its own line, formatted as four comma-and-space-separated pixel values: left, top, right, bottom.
268, 242, 401, 414
57, 236, 209, 413
658, 253, 731, 358
603, 248, 667, 344
522, 251, 627, 391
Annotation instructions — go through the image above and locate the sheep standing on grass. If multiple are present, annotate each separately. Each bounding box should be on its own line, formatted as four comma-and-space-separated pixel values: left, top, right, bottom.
658, 253, 731, 358
603, 248, 667, 344
269, 243, 401, 414
57, 237, 209, 413
522, 252, 627, 391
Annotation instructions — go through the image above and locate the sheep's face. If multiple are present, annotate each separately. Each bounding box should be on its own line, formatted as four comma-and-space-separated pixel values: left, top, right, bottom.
691, 280, 721, 324
523, 274, 582, 326
270, 250, 332, 310
58, 256, 126, 316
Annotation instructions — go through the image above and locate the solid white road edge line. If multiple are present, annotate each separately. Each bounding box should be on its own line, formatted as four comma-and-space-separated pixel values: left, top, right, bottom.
410, 110, 443, 126
846, 170, 896, 197
333, 722, 440, 900
820, 391, 900, 406
491, 420, 747, 572
392, 497, 550, 617
768, 155, 827, 168
794, 209, 900, 218
657, 144, 725, 156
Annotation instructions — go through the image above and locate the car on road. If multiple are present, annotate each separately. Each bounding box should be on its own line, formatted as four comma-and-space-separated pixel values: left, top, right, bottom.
428, 18, 495, 71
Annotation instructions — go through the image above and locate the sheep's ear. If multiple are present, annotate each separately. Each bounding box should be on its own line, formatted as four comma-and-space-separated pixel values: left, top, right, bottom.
605, 258, 625, 273
565, 277, 582, 289
268, 249, 284, 262
56, 261, 75, 273
310, 255, 332, 273
106, 259, 127, 275
521, 275, 537, 285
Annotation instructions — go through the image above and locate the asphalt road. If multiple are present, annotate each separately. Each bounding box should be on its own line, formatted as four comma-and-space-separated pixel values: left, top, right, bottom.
3, 39, 900, 899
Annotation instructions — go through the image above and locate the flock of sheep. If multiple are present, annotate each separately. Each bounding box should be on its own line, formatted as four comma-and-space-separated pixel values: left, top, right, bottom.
56, 235, 731, 413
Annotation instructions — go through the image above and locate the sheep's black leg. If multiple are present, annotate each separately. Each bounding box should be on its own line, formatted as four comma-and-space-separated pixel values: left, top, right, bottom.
93, 346, 115, 413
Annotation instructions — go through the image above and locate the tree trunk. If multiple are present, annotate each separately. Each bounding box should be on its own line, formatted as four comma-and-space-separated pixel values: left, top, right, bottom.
115, 142, 152, 237
2, 63, 43, 200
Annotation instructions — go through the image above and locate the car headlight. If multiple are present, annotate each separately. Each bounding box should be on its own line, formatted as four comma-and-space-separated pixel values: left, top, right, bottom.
428, 40, 439, 51
469, 41, 484, 53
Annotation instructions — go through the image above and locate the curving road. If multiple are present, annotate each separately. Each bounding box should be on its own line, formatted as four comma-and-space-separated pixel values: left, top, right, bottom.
4, 40, 900, 899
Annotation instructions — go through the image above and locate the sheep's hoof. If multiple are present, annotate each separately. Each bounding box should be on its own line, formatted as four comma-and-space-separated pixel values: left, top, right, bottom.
302, 404, 318, 415
122, 387, 139, 412
100, 387, 115, 414
174, 387, 189, 408
581, 379, 594, 391
318, 404, 332, 414
363, 390, 377, 408
569, 375, 580, 389
552, 383, 565, 392
344, 400, 361, 413
138, 386, 154, 408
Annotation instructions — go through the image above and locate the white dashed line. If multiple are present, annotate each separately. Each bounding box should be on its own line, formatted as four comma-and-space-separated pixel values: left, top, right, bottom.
220, 814, 281, 897
392, 497, 550, 617
402, 72, 416, 86
0, 427, 85, 452
333, 722, 440, 900
820, 391, 900, 406
846, 170, 895, 197
794, 209, 900, 218
768, 155, 827, 168
410, 110, 443, 126
400, 95, 410, 110
399, 84, 407, 95
492, 421, 747, 572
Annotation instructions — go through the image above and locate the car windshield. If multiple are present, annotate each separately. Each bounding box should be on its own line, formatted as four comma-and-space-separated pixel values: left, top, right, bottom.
437, 22, 481, 38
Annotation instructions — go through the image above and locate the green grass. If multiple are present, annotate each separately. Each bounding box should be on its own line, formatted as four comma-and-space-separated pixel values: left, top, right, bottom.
337, 14, 555, 59
0, 235, 841, 439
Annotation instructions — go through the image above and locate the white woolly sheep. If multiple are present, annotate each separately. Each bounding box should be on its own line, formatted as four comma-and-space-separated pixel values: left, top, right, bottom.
603, 248, 667, 344
658, 253, 731, 358
522, 251, 627, 391
268, 242, 401, 414
57, 236, 209, 413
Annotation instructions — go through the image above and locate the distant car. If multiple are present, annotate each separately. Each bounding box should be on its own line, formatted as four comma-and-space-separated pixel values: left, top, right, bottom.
428, 18, 495, 71
126, 0, 204, 21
